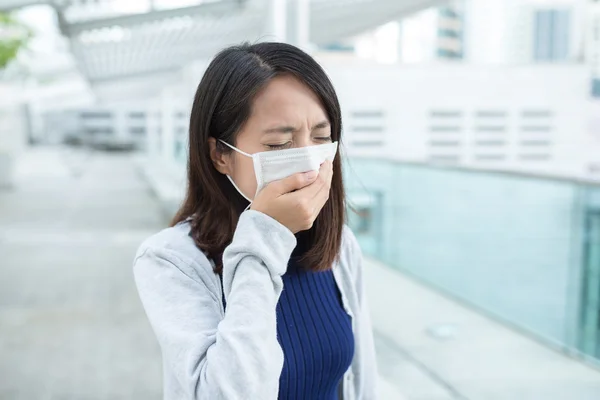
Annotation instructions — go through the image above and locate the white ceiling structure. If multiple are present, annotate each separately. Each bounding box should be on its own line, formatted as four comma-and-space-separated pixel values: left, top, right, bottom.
2, 0, 446, 97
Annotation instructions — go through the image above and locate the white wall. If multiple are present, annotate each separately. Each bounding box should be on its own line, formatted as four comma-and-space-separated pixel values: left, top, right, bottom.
398, 9, 438, 63
588, 3, 600, 78
463, 0, 516, 64
323, 62, 595, 181
136, 55, 597, 183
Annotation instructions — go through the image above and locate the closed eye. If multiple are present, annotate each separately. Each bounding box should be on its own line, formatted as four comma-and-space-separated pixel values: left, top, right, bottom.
266, 142, 292, 150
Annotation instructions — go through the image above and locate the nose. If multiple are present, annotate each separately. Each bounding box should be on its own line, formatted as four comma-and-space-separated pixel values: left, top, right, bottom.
295, 130, 312, 148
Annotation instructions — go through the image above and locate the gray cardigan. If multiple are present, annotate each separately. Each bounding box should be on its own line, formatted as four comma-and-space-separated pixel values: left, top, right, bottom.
133, 210, 378, 400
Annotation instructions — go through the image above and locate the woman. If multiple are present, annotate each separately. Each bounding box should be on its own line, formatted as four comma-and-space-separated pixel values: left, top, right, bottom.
133, 42, 378, 400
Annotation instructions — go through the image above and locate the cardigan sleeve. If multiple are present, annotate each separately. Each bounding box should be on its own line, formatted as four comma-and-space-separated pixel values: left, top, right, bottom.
133, 210, 296, 400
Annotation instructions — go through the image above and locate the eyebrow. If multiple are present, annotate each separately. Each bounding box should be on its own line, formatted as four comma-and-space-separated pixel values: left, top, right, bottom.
263, 120, 330, 134
312, 120, 330, 130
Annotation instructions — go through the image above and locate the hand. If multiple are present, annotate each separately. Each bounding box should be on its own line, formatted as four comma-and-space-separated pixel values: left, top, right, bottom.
250, 160, 333, 234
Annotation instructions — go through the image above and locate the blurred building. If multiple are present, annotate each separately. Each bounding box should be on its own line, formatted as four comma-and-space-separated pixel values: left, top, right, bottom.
328, 62, 594, 181
591, 0, 600, 97
436, 1, 464, 60
396, 1, 465, 63
2, 1, 600, 397
463, 0, 586, 64
532, 8, 572, 61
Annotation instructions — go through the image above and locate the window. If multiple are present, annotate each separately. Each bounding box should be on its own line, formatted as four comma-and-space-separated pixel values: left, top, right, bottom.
476, 111, 507, 118
521, 126, 552, 132
81, 112, 111, 119
522, 110, 553, 118
534, 9, 571, 62
519, 154, 551, 161
429, 154, 460, 163
475, 154, 506, 161
438, 29, 460, 38
351, 111, 384, 118
429, 140, 461, 147
129, 112, 146, 119
352, 126, 384, 133
174, 112, 187, 119
348, 109, 386, 149
86, 127, 113, 135
475, 140, 506, 146
593, 79, 600, 99
350, 140, 385, 147
521, 139, 551, 146
475, 126, 506, 132
431, 110, 462, 118
430, 126, 461, 132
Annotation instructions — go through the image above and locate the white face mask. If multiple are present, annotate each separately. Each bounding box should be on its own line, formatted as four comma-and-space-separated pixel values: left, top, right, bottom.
219, 139, 338, 203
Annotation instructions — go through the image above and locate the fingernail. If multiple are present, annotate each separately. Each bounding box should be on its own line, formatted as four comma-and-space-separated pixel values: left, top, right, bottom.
305, 170, 318, 180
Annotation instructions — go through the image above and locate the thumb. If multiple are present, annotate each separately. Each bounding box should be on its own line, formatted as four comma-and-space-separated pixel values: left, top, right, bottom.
267, 170, 319, 196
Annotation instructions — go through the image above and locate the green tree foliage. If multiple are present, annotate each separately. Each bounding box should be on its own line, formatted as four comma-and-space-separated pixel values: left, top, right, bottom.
0, 12, 31, 70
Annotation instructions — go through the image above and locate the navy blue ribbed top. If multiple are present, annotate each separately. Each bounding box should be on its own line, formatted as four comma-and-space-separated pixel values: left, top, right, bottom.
275, 252, 355, 400
218, 241, 355, 400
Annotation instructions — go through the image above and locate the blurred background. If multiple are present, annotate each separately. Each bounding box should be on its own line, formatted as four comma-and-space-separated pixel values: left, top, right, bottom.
1, 0, 600, 399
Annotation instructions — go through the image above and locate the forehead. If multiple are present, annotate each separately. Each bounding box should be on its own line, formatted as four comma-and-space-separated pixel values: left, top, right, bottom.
250, 75, 327, 121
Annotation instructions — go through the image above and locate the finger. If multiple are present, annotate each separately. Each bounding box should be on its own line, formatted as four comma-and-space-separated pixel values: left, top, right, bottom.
289, 161, 331, 201
267, 170, 318, 196
311, 165, 333, 213
311, 160, 333, 201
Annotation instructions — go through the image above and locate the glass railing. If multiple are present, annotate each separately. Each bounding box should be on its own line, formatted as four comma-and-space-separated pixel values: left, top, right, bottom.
172, 136, 600, 363
343, 157, 600, 364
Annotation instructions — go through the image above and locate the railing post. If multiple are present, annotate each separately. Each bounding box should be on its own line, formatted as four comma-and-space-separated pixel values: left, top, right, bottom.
266, 0, 287, 42
289, 0, 310, 50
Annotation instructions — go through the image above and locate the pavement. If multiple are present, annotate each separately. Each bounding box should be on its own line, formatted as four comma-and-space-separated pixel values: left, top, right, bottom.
366, 260, 600, 400
2, 145, 600, 400
0, 146, 164, 400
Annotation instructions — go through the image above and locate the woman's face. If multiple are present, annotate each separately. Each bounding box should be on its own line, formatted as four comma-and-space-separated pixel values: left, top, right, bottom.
211, 74, 332, 199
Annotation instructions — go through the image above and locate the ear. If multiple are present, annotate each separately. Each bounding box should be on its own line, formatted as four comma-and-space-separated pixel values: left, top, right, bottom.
208, 137, 233, 175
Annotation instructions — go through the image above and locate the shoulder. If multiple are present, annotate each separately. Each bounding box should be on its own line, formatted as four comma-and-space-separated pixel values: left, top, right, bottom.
133, 221, 216, 285
341, 224, 361, 254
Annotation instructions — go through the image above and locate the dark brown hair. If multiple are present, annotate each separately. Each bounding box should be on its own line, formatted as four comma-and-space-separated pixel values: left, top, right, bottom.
171, 42, 346, 274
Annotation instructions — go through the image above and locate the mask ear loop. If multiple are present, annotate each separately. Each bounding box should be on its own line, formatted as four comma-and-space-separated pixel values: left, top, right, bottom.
219, 139, 252, 157
218, 140, 253, 211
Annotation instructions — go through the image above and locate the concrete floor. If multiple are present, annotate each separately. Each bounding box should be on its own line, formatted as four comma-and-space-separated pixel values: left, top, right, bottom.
366, 260, 600, 400
0, 147, 164, 400
3, 146, 600, 400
